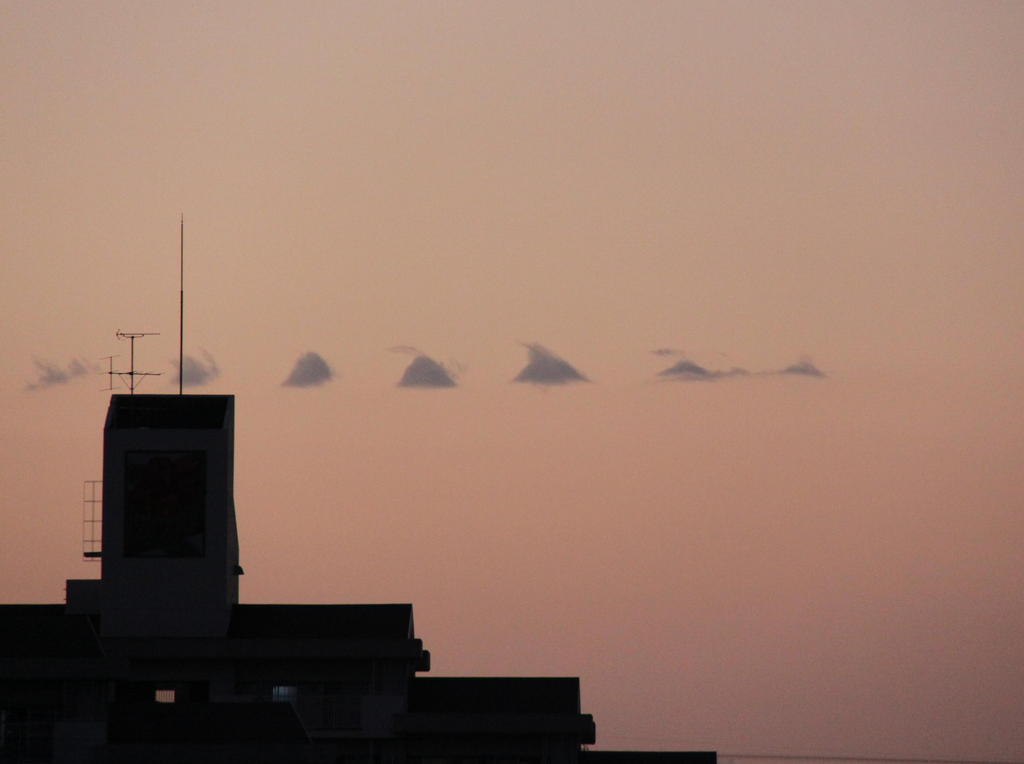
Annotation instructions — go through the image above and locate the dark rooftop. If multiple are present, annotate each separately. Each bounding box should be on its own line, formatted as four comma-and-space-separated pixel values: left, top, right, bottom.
107, 701, 310, 743
0, 605, 103, 658
228, 604, 415, 640
107, 394, 230, 430
408, 677, 581, 714
581, 752, 717, 764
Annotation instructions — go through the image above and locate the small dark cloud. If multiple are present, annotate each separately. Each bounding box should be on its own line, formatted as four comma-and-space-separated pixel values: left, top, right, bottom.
26, 358, 93, 391
651, 347, 681, 357
398, 355, 457, 388
658, 359, 712, 379
658, 358, 749, 381
777, 359, 826, 378
173, 350, 220, 388
514, 343, 588, 385
282, 352, 334, 387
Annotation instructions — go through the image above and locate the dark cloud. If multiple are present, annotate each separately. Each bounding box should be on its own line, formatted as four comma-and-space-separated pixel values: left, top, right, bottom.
657, 358, 748, 381
26, 358, 92, 391
513, 343, 588, 385
398, 355, 457, 388
658, 359, 713, 379
654, 349, 828, 381
173, 350, 220, 388
777, 359, 826, 378
282, 352, 334, 387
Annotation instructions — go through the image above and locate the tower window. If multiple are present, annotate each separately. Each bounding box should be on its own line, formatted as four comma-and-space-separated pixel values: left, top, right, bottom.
124, 450, 206, 557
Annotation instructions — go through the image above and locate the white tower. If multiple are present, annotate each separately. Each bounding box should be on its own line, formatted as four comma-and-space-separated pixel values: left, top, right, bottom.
99, 394, 240, 637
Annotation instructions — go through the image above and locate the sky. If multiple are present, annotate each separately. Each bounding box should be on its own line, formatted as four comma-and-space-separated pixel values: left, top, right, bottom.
2, 1, 1023, 760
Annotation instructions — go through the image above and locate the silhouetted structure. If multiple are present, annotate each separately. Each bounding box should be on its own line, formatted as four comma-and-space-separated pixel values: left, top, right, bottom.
0, 394, 714, 764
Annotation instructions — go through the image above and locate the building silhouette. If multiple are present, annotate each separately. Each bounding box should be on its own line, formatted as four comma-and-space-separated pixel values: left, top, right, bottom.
0, 394, 714, 764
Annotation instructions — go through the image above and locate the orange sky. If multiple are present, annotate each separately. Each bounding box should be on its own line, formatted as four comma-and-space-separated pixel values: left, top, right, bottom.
2, 2, 1023, 760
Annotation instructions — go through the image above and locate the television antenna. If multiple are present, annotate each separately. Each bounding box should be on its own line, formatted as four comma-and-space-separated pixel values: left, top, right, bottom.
178, 214, 184, 395
110, 331, 161, 394
99, 355, 119, 391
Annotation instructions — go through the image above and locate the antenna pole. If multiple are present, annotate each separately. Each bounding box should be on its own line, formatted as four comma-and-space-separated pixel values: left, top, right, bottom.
100, 355, 117, 391
179, 214, 184, 395
113, 332, 161, 393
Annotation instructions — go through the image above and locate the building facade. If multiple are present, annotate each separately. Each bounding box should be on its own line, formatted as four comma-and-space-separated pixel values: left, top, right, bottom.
1, 394, 713, 764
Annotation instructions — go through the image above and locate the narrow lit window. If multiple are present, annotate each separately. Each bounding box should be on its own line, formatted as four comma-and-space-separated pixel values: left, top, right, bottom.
154, 689, 176, 703
271, 685, 297, 703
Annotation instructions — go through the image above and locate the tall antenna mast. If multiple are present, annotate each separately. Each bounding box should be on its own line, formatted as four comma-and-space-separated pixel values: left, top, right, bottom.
179, 214, 184, 395
111, 331, 161, 394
